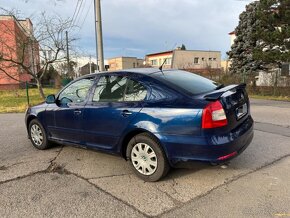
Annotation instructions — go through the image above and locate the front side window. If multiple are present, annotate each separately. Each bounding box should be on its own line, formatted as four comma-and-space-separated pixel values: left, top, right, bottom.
58, 78, 94, 104
93, 75, 147, 102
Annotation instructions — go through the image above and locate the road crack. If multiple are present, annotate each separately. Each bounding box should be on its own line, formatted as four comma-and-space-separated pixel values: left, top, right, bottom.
155, 184, 183, 207
46, 167, 149, 217
156, 153, 290, 217
86, 173, 132, 180
2, 153, 290, 218
0, 161, 26, 171
46, 146, 64, 171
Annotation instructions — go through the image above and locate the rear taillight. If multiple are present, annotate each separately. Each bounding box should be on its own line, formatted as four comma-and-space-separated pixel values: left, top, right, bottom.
202, 101, 228, 129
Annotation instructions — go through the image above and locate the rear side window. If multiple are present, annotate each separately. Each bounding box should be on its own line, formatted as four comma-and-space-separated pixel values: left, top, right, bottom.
153, 70, 218, 95
93, 76, 127, 102
93, 75, 147, 102
124, 79, 147, 101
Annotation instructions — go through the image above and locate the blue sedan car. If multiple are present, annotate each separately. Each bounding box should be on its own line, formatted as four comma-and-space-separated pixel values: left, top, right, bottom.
25, 68, 253, 181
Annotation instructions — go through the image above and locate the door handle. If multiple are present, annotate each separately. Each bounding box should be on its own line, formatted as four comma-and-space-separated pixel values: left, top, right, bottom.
122, 110, 132, 117
74, 109, 82, 115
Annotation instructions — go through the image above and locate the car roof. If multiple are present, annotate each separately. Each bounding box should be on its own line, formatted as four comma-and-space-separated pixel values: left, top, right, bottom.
81, 68, 179, 79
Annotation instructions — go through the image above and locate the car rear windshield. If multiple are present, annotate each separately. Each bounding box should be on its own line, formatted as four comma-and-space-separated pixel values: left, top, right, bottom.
153, 70, 218, 95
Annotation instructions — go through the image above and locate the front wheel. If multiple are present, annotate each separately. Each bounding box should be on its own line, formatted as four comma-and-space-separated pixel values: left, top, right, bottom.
126, 133, 170, 182
29, 119, 50, 150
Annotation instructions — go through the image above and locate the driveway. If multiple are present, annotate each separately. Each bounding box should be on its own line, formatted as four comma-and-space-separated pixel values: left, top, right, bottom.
0, 98, 290, 217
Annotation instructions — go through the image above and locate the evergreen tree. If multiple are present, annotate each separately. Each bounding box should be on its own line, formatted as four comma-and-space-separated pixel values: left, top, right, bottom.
180, 44, 186, 50
228, 1, 262, 74
253, 0, 290, 69
229, 0, 290, 75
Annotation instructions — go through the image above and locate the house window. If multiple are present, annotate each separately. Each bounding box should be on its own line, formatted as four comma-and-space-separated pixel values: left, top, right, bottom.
202, 57, 205, 61
194, 57, 199, 64
133, 63, 136, 68
213, 58, 217, 61
165, 58, 172, 65
151, 59, 157, 66
209, 58, 212, 61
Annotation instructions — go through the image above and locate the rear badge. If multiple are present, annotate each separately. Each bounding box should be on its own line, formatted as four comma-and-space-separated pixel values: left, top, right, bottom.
236, 103, 248, 120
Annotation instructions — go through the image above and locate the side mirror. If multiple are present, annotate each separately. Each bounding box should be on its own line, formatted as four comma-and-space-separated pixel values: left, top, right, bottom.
45, 94, 56, 104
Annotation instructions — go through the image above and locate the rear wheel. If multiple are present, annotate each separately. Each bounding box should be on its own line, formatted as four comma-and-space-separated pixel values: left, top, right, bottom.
29, 119, 50, 150
126, 133, 170, 182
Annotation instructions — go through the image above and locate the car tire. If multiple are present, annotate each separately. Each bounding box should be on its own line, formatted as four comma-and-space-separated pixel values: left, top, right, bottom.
126, 133, 170, 182
28, 119, 50, 150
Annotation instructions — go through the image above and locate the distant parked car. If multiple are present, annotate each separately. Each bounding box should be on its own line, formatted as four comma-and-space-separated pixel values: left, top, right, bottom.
25, 68, 253, 181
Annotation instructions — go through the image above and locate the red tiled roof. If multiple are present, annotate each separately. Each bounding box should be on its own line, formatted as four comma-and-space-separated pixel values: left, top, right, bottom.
146, 50, 173, 57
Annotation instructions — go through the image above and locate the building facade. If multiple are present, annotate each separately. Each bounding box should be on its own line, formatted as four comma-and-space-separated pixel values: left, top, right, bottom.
229, 31, 236, 47
145, 49, 221, 71
0, 15, 39, 89
145, 51, 173, 69
221, 31, 236, 73
79, 62, 98, 76
172, 50, 221, 69
108, 57, 144, 71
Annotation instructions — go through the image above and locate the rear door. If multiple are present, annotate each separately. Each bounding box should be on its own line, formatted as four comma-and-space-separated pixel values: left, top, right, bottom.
82, 75, 148, 150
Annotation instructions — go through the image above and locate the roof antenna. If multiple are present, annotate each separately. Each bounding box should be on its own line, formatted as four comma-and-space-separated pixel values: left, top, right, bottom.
158, 42, 177, 74
159, 58, 167, 72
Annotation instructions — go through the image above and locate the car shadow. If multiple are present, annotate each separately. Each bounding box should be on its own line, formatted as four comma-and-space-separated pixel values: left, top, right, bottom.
163, 161, 213, 181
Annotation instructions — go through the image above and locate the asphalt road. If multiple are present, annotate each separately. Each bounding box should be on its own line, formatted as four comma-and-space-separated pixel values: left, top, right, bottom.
0, 98, 290, 217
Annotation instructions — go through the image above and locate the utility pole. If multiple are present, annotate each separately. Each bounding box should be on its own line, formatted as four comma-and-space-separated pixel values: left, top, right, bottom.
89, 55, 92, 74
66, 31, 70, 76
94, 0, 104, 72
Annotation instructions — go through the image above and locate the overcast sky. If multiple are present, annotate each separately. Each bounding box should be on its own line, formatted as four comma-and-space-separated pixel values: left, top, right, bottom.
2, 0, 252, 60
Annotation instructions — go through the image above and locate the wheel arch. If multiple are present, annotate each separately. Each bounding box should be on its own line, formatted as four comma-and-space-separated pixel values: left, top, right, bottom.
120, 128, 168, 160
26, 115, 37, 130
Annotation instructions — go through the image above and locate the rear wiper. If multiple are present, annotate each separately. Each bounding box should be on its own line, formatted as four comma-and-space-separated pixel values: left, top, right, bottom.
215, 84, 224, 90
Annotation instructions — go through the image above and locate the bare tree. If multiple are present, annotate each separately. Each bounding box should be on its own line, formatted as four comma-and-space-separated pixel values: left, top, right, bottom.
0, 11, 76, 99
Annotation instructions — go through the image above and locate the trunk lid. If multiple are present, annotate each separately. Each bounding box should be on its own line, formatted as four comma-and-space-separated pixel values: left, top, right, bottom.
202, 83, 250, 130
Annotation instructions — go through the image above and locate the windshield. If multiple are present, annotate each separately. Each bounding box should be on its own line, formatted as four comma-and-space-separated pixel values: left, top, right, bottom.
153, 70, 218, 95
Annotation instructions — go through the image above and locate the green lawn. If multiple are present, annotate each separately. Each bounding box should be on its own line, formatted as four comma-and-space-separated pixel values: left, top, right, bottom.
249, 94, 290, 102
0, 88, 59, 113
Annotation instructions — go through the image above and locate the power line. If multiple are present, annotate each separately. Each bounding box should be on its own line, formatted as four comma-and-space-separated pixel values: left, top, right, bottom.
75, 0, 88, 27
79, 0, 93, 30
69, 0, 81, 29
71, 0, 84, 27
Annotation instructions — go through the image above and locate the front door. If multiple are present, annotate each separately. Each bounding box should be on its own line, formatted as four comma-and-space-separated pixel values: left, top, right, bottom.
82, 75, 148, 150
48, 77, 95, 144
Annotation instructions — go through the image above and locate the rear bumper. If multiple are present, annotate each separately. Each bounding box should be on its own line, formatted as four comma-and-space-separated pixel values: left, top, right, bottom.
158, 116, 254, 166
